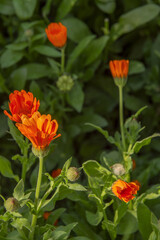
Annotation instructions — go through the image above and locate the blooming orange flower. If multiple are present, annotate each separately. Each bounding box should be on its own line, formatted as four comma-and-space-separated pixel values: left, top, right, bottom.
4, 90, 40, 123
51, 169, 61, 178
16, 112, 61, 150
45, 23, 67, 48
112, 179, 140, 203
109, 60, 129, 79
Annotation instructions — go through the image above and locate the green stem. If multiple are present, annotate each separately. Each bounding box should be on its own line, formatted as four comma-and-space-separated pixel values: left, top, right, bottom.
61, 47, 65, 74
21, 161, 27, 184
118, 85, 126, 151
29, 156, 43, 240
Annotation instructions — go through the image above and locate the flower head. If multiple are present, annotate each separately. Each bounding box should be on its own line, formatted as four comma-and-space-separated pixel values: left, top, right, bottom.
51, 169, 61, 178
109, 60, 129, 87
112, 179, 140, 203
45, 22, 67, 48
16, 112, 61, 150
4, 90, 40, 123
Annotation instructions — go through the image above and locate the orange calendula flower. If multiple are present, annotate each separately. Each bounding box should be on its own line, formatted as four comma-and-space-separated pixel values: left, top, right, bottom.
45, 22, 67, 48
51, 169, 61, 178
112, 179, 140, 203
109, 60, 129, 87
4, 90, 40, 123
16, 112, 61, 150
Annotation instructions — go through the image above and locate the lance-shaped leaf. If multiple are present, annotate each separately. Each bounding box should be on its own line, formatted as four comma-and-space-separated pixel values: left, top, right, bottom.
132, 133, 160, 153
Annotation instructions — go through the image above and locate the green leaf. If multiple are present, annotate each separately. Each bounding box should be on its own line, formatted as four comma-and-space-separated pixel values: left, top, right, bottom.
62, 17, 91, 43
95, 0, 115, 14
6, 42, 28, 51
111, 4, 160, 40
19, 63, 51, 80
114, 202, 128, 226
83, 36, 109, 66
56, 0, 77, 21
33, 45, 61, 58
86, 123, 116, 145
13, 0, 37, 20
70, 237, 90, 240
117, 210, 138, 235
129, 61, 145, 75
62, 157, 72, 174
0, 0, 15, 15
8, 119, 27, 154
0, 49, 24, 68
0, 155, 19, 181
66, 35, 96, 71
11, 67, 27, 90
29, 81, 43, 100
68, 183, 87, 191
86, 210, 103, 226
13, 179, 24, 201
67, 82, 84, 112
137, 203, 153, 240
52, 223, 77, 240
133, 133, 160, 153
83, 160, 110, 177
11, 217, 31, 231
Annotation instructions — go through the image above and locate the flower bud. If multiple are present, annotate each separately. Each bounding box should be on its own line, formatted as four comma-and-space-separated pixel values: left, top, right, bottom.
4, 197, 20, 212
25, 29, 34, 38
56, 75, 74, 92
32, 146, 50, 158
111, 163, 125, 176
66, 167, 80, 182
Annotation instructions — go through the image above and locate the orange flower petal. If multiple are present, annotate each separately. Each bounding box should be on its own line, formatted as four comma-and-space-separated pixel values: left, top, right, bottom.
45, 22, 67, 48
4, 90, 40, 123
112, 179, 140, 203
109, 60, 129, 79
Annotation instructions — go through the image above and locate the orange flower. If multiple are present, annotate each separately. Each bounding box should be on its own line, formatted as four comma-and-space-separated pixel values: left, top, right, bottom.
109, 60, 129, 79
112, 179, 140, 203
16, 112, 61, 150
45, 23, 67, 48
4, 90, 40, 123
43, 211, 58, 226
51, 169, 61, 178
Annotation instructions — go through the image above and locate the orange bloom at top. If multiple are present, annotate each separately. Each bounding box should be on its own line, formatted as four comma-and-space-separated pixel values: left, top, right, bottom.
16, 112, 61, 150
109, 60, 129, 79
112, 179, 140, 203
4, 90, 40, 123
45, 22, 67, 48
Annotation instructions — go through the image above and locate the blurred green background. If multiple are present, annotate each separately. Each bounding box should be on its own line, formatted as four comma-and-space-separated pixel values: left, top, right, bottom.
1, 0, 160, 196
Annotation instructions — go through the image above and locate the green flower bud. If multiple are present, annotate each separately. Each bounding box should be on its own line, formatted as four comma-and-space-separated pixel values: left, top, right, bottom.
4, 197, 20, 212
66, 167, 80, 182
32, 146, 50, 158
56, 75, 74, 92
111, 163, 125, 176
25, 29, 34, 38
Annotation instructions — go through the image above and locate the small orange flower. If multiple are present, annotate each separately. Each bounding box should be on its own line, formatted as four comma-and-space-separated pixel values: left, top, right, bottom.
43, 211, 59, 226
4, 90, 40, 123
109, 60, 129, 79
45, 22, 67, 48
43, 211, 51, 220
16, 112, 61, 150
112, 179, 140, 203
51, 169, 61, 178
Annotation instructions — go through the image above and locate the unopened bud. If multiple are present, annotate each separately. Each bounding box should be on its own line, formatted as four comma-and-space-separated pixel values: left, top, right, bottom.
111, 163, 125, 176
4, 197, 20, 212
32, 146, 50, 158
56, 75, 74, 92
66, 167, 80, 182
25, 29, 34, 38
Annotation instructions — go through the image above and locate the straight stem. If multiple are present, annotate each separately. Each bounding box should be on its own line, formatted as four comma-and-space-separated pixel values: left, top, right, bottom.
29, 156, 43, 240
61, 47, 65, 74
118, 86, 126, 151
